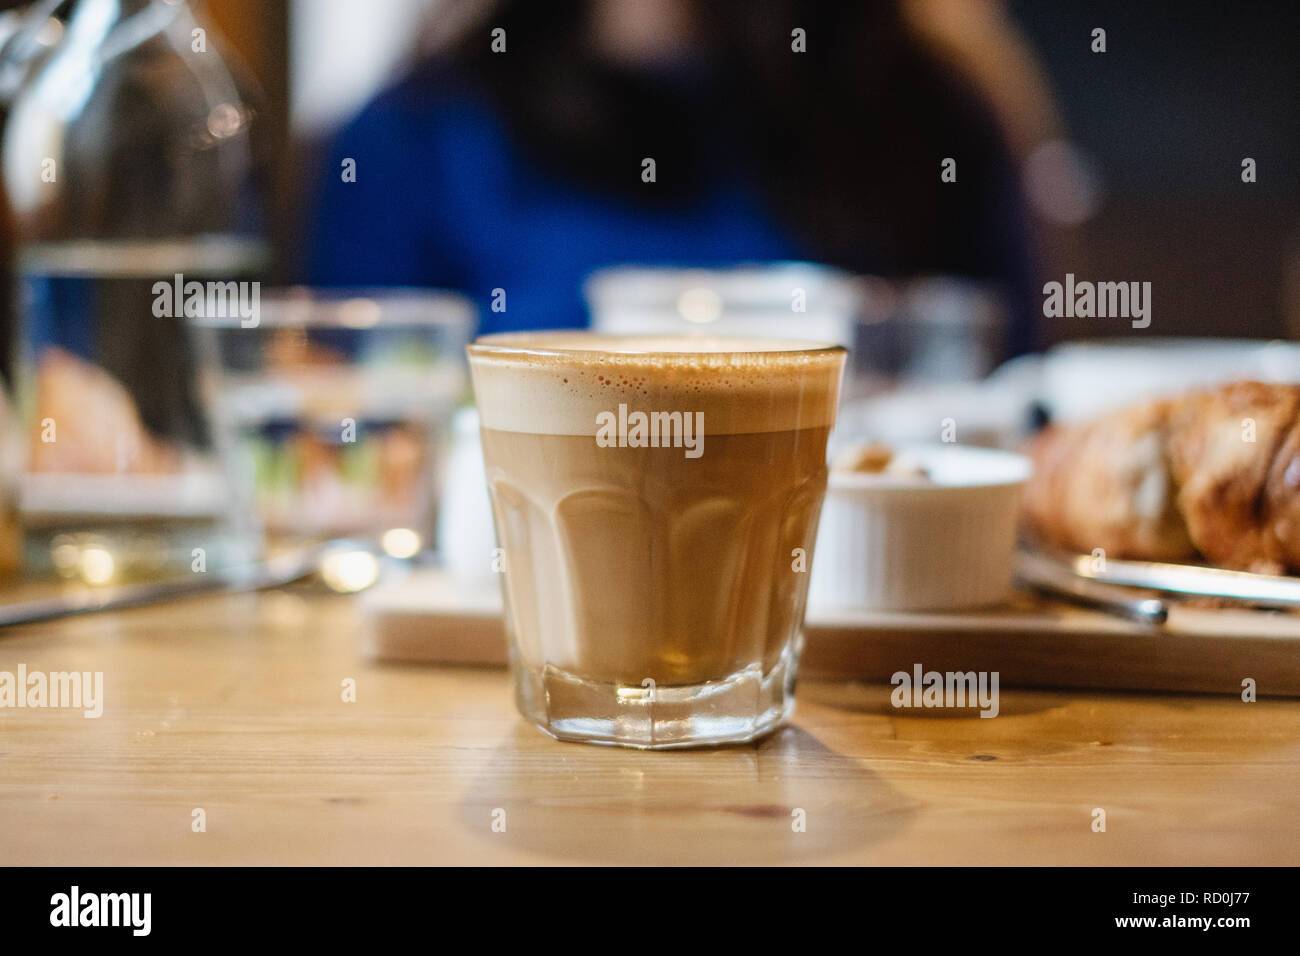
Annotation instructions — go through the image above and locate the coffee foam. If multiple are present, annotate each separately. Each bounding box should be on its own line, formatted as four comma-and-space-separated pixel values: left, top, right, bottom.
468, 332, 845, 436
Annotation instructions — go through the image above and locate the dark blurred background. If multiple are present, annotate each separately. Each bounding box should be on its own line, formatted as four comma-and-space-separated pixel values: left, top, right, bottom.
1006, 0, 1300, 341
9, 0, 1300, 346
185, 0, 1299, 347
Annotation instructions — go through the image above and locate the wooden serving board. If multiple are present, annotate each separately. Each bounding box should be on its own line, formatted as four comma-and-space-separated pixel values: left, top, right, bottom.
358, 568, 1300, 697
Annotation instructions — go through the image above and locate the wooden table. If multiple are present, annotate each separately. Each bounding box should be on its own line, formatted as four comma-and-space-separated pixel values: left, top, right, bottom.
2, 589, 1299, 865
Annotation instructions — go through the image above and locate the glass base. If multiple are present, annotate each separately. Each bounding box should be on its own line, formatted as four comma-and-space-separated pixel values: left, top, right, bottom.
513, 646, 799, 750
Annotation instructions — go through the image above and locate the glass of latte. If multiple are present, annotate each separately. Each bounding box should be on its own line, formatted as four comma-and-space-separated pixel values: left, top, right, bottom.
468, 333, 845, 748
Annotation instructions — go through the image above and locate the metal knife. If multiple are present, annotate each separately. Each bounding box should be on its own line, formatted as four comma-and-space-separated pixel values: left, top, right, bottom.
0, 544, 328, 629
1015, 550, 1169, 625
1059, 551, 1300, 608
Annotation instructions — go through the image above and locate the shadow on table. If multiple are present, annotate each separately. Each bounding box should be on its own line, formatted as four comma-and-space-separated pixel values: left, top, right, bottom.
456, 723, 915, 864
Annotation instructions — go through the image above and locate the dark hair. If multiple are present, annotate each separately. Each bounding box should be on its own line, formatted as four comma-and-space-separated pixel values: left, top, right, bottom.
437, 0, 1024, 284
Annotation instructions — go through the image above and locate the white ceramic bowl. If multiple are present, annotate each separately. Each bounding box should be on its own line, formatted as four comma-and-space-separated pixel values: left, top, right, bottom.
808, 445, 1031, 612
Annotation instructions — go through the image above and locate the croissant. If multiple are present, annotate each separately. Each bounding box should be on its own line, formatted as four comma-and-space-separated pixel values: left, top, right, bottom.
1022, 382, 1300, 575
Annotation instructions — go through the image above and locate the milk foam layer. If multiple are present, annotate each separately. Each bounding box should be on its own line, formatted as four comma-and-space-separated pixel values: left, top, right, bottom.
469, 332, 845, 436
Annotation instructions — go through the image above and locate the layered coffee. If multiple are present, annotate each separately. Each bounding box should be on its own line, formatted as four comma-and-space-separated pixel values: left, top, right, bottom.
468, 332, 844, 747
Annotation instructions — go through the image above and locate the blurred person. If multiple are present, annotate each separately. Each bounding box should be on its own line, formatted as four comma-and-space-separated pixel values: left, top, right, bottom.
306, 0, 1040, 354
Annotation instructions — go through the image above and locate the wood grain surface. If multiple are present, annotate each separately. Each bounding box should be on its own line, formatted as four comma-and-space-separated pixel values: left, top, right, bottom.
2, 589, 1299, 865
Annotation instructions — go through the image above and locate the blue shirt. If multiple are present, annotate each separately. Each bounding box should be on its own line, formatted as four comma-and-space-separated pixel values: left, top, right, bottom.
305, 68, 1035, 352
306, 79, 800, 335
